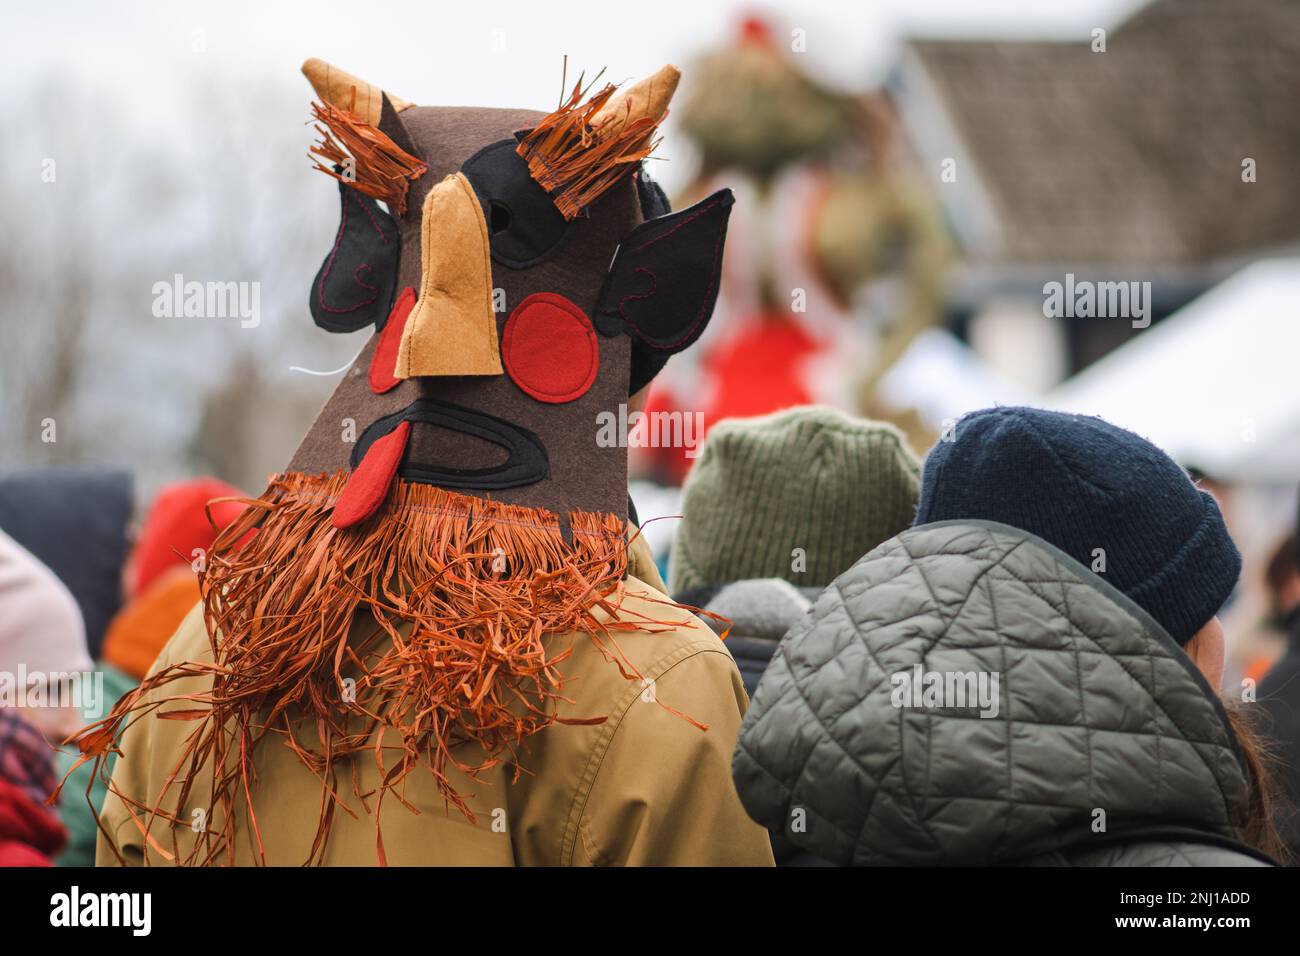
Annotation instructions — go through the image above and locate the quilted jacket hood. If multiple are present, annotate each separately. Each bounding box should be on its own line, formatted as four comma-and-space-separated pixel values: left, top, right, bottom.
733, 520, 1258, 866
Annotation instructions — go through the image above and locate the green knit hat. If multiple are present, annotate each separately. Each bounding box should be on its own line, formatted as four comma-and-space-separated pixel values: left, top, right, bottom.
668, 406, 921, 594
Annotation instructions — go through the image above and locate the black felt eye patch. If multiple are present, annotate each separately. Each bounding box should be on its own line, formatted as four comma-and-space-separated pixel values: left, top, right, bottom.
461, 138, 574, 269
309, 179, 401, 333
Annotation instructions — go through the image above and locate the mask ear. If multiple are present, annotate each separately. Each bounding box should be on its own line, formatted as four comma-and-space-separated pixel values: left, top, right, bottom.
592, 188, 733, 353
309, 179, 401, 332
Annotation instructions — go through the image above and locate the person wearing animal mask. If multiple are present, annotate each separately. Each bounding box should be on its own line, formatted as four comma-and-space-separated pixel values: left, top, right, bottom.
76, 60, 774, 867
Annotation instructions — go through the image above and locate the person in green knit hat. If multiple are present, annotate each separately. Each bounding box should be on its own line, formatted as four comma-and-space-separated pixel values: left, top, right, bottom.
670, 405, 920, 614
669, 403, 921, 697
669, 406, 919, 865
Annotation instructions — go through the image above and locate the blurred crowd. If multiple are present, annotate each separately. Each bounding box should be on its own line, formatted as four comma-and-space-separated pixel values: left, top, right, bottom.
3, 405, 1300, 866
0, 474, 247, 865
4, 2, 1299, 868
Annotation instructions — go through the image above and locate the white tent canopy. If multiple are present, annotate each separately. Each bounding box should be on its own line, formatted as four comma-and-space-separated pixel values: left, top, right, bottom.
878, 327, 1033, 429
1048, 259, 1300, 483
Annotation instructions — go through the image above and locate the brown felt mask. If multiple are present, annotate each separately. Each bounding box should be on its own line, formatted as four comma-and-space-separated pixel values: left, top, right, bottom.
292, 58, 734, 530
72, 60, 736, 864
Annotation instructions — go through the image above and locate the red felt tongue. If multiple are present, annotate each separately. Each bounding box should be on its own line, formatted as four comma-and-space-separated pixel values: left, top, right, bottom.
331, 420, 411, 529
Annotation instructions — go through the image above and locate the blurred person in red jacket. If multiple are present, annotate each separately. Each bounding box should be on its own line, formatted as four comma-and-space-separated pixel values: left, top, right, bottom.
121, 478, 247, 601
0, 713, 66, 866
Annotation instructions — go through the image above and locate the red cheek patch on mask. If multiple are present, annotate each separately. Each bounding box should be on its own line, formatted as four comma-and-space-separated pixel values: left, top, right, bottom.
501, 292, 599, 404
370, 286, 416, 394
332, 419, 410, 529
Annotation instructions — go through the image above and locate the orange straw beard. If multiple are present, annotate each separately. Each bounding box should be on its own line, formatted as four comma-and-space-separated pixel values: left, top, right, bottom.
66, 470, 693, 867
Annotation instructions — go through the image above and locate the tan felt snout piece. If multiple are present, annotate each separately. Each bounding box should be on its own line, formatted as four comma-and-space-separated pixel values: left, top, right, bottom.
396, 173, 503, 379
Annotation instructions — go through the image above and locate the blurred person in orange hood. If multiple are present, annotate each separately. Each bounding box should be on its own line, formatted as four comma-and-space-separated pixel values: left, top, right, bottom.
105, 479, 247, 680
53, 479, 248, 866
102, 568, 208, 682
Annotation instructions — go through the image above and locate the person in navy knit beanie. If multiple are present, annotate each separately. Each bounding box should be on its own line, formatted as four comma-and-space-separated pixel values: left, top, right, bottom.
914, 406, 1241, 649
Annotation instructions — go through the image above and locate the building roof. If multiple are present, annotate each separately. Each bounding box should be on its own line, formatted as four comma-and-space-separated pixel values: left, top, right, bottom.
896, 0, 1300, 268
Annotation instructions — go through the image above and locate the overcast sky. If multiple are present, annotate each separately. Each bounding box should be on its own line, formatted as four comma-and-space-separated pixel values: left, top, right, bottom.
3, 0, 1143, 107
1, 0, 1147, 202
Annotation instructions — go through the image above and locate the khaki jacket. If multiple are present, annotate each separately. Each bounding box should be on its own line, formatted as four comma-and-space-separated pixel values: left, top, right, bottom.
96, 535, 774, 866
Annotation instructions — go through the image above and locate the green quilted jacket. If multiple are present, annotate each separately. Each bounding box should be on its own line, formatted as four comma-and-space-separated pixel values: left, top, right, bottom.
733, 521, 1274, 867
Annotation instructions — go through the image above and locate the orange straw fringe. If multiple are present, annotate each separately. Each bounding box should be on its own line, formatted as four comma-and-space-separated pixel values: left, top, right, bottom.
61, 471, 700, 866
309, 89, 427, 216
516, 78, 665, 221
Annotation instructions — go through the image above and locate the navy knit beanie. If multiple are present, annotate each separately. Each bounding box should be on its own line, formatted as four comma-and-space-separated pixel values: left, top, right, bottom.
914, 407, 1241, 645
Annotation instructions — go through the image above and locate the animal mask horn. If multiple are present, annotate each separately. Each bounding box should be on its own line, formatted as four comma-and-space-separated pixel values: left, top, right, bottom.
516, 64, 679, 220
302, 57, 411, 125
303, 58, 426, 216
591, 64, 680, 139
